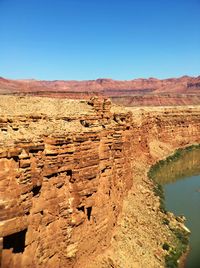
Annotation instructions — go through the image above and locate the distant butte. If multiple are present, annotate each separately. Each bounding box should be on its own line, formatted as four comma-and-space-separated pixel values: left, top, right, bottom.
0, 75, 200, 106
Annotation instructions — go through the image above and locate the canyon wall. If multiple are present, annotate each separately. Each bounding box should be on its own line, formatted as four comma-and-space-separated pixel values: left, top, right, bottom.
111, 93, 200, 106
90, 105, 200, 268
1, 96, 200, 268
0, 97, 134, 268
130, 105, 200, 162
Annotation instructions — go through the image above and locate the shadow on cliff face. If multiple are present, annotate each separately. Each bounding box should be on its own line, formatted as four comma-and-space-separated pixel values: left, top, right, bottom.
3, 229, 27, 253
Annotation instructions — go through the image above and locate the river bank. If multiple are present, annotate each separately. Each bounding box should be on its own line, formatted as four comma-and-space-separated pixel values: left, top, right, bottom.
151, 145, 200, 267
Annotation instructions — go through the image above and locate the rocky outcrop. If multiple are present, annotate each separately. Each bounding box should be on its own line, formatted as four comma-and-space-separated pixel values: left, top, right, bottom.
0, 96, 133, 268
1, 96, 200, 268
1, 75, 200, 106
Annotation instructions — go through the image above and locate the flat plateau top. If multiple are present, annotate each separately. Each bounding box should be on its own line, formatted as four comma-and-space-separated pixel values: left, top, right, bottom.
1, 95, 200, 118
0, 95, 92, 117
0, 96, 99, 143
1, 95, 200, 143
0, 95, 126, 143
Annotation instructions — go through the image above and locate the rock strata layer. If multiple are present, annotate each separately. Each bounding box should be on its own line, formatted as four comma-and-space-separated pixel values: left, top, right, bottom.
0, 96, 200, 268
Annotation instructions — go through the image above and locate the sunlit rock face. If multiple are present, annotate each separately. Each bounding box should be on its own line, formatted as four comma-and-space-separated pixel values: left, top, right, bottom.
0, 96, 134, 268
1, 96, 200, 268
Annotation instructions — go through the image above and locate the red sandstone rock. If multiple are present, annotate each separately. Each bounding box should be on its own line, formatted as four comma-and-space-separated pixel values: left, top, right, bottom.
0, 97, 133, 267
1, 96, 200, 267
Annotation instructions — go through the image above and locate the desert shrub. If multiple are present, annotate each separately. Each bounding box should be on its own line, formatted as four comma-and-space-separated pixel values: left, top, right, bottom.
162, 218, 170, 225
173, 229, 189, 246
165, 228, 189, 268
163, 243, 170, 251
165, 251, 180, 268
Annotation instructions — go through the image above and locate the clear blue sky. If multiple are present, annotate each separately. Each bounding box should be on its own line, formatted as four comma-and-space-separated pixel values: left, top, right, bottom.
0, 0, 199, 80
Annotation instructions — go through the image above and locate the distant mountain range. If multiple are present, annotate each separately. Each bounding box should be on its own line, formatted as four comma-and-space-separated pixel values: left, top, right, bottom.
1, 75, 200, 106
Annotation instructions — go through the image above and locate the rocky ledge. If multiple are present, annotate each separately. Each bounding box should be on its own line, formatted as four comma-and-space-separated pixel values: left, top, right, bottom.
0, 96, 200, 268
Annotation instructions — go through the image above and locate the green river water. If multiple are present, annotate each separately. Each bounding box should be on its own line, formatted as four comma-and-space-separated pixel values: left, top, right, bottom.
153, 147, 200, 268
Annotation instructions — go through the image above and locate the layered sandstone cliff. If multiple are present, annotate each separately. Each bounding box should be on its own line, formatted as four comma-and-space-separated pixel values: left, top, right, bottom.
0, 96, 134, 268
89, 105, 200, 268
1, 96, 200, 268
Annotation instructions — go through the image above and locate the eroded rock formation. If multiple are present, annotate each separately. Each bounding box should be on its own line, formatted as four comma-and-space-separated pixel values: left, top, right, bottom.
0, 96, 133, 268
88, 105, 200, 268
0, 96, 200, 267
